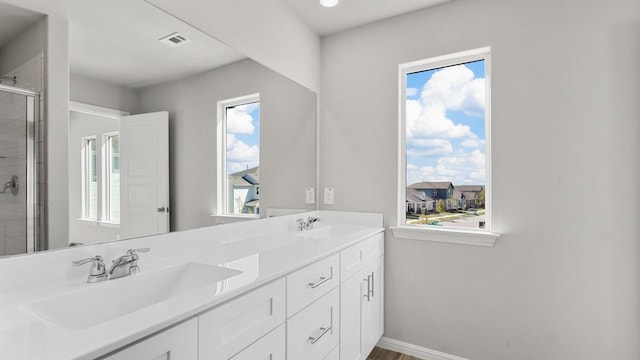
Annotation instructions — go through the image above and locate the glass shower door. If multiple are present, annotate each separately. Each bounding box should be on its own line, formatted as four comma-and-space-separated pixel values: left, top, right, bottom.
0, 85, 36, 256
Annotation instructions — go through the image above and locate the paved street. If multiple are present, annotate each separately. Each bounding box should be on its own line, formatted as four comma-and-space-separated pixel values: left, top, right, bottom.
439, 214, 486, 230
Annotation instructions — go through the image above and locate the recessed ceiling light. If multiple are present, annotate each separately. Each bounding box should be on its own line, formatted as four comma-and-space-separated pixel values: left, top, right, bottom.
320, 0, 340, 8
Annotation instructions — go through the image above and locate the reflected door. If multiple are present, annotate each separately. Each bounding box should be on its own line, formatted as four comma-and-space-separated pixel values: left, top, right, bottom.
120, 111, 169, 239
0, 86, 36, 256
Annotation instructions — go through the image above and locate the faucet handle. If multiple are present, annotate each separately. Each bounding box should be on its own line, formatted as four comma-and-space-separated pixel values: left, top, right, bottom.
72, 255, 108, 283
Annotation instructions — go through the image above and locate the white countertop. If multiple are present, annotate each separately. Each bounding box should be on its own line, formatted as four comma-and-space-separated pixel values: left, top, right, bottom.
0, 211, 383, 359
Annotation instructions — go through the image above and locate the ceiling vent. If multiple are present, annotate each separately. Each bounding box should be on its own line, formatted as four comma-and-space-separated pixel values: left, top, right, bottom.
159, 32, 192, 47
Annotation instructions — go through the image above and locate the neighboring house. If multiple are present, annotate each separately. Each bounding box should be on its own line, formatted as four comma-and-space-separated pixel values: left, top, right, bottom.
408, 182, 485, 212
228, 166, 260, 214
406, 188, 435, 214
453, 185, 484, 209
408, 182, 457, 211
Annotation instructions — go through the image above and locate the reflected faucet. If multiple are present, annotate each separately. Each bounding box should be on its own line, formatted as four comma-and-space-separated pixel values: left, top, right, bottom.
296, 217, 321, 231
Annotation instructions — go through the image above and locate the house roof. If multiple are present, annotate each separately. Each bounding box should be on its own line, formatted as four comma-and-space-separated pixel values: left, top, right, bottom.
228, 166, 260, 186
408, 181, 453, 190
406, 188, 433, 203
455, 185, 484, 192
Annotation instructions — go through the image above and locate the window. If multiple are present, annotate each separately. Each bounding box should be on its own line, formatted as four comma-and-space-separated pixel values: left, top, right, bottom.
218, 94, 260, 216
104, 134, 120, 223
399, 48, 493, 235
82, 137, 98, 220
81, 133, 121, 224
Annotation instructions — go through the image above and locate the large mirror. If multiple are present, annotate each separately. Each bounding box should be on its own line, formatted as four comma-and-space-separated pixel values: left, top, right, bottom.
0, 0, 317, 258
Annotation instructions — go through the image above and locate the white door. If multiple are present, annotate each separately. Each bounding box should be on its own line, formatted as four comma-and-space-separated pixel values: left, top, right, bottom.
120, 111, 169, 239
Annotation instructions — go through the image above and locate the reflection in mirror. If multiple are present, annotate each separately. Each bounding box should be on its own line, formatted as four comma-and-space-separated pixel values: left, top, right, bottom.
0, 0, 317, 258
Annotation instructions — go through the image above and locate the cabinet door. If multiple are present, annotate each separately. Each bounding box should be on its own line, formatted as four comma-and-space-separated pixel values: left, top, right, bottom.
230, 324, 285, 360
362, 257, 384, 356
103, 318, 197, 360
287, 288, 340, 360
199, 278, 286, 360
340, 267, 368, 360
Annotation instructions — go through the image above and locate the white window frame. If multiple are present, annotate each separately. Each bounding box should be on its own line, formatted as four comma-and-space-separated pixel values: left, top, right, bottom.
81, 136, 98, 221
216, 93, 260, 219
391, 47, 500, 247
102, 132, 120, 224
71, 101, 128, 227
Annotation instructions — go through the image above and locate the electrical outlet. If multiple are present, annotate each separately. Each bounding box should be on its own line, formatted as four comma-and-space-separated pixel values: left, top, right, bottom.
324, 187, 334, 205
305, 188, 315, 204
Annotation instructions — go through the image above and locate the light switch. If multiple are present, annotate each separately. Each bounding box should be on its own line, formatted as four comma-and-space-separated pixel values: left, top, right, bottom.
305, 187, 315, 204
324, 187, 334, 205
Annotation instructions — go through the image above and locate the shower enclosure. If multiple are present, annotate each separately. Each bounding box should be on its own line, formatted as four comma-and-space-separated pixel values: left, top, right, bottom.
0, 84, 37, 256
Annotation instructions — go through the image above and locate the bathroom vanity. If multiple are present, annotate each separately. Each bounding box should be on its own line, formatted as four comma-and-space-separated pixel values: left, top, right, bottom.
0, 211, 384, 360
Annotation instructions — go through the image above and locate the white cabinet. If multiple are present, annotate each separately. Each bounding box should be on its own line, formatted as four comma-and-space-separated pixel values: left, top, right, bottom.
287, 287, 340, 360
199, 278, 286, 360
287, 253, 340, 317
102, 318, 197, 360
340, 234, 385, 360
229, 324, 286, 360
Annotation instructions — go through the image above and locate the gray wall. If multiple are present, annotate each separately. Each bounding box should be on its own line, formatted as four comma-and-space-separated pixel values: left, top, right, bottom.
320, 0, 640, 359
70, 73, 139, 114
138, 59, 317, 232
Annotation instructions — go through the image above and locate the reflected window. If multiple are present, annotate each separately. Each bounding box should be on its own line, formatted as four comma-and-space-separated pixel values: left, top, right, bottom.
82, 137, 98, 220
104, 134, 120, 223
218, 94, 260, 216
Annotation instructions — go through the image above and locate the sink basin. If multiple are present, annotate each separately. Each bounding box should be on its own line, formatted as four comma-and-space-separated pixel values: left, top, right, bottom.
23, 262, 242, 331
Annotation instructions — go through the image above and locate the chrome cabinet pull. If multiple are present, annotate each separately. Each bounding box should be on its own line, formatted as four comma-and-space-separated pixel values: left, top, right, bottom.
363, 275, 371, 302
308, 267, 333, 288
370, 271, 375, 297
308, 326, 332, 344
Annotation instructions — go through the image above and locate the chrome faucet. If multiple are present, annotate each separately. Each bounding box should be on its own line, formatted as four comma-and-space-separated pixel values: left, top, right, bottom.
72, 255, 108, 283
296, 216, 321, 231
108, 248, 150, 280
74, 248, 151, 283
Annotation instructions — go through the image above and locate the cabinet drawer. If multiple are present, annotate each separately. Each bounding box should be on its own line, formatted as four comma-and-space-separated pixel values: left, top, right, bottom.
103, 318, 197, 360
323, 345, 340, 360
199, 278, 285, 360
340, 233, 383, 282
287, 253, 339, 317
287, 287, 340, 360
229, 324, 285, 360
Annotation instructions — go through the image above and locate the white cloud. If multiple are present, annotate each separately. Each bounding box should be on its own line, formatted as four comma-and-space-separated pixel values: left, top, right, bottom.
407, 149, 485, 186
227, 134, 259, 162
407, 138, 453, 156
227, 107, 255, 135
406, 87, 419, 97
420, 64, 485, 116
461, 138, 485, 148
406, 100, 477, 140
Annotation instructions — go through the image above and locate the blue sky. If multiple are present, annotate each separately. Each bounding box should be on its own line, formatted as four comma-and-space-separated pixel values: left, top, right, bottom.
226, 101, 260, 174
406, 60, 486, 186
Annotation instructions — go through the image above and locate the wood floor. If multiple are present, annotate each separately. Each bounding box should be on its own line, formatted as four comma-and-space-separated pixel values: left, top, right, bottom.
367, 346, 422, 360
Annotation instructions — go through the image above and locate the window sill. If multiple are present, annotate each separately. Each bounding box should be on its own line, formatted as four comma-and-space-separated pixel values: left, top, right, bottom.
211, 214, 259, 225
76, 219, 120, 228
389, 225, 500, 247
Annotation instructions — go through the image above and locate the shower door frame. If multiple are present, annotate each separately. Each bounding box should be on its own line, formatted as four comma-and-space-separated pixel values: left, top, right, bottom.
0, 84, 38, 254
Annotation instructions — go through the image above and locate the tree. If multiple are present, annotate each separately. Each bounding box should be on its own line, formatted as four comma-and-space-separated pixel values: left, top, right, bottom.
437, 199, 446, 213
476, 189, 485, 208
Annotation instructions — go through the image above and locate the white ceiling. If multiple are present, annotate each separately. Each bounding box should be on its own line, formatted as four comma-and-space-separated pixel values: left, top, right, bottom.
65, 0, 246, 88
2, 0, 452, 88
281, 0, 452, 36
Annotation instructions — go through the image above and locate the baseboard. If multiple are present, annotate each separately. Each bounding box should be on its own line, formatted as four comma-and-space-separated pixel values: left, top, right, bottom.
377, 337, 470, 360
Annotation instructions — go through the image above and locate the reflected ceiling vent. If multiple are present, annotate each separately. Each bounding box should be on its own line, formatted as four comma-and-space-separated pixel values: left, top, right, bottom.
159, 32, 192, 47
